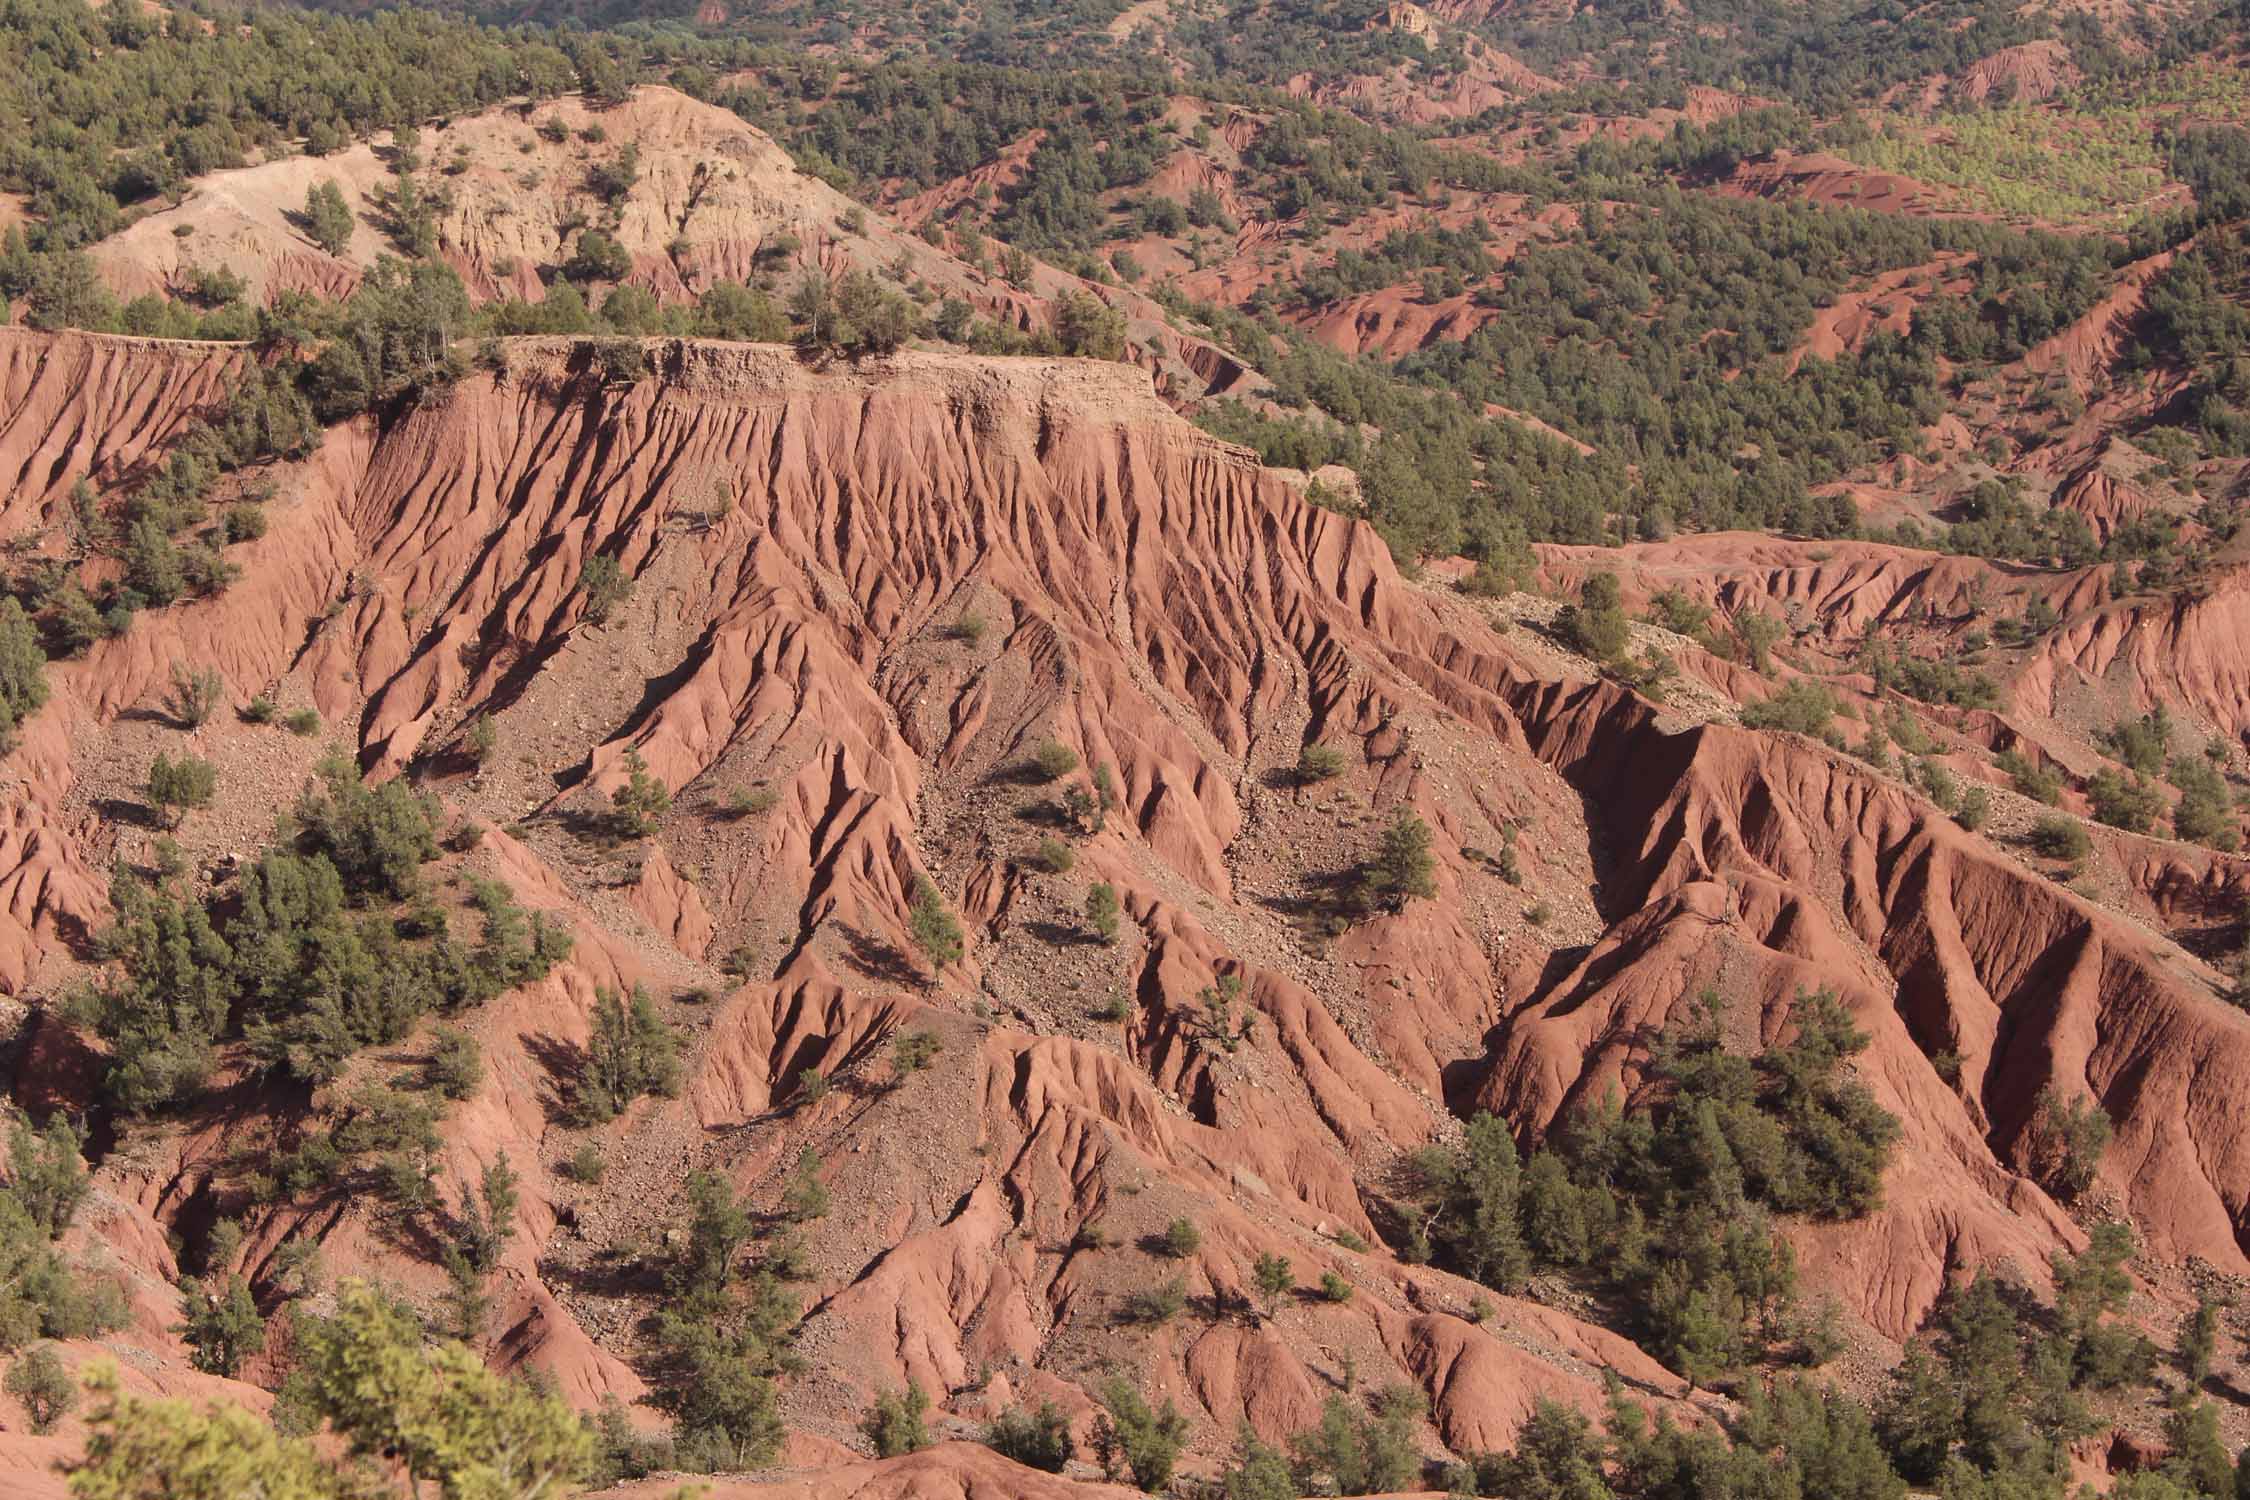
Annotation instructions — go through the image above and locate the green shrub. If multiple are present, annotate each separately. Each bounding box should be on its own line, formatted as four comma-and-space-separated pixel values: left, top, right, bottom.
1085, 882, 1122, 944
1361, 810, 1437, 913
294, 754, 440, 899
2169, 755, 2237, 849
575, 984, 682, 1124
721, 785, 779, 818
1031, 739, 1080, 781
426, 1025, 482, 1101
2100, 707, 2172, 776
1913, 758, 1957, 812
2030, 815, 2091, 861
1093, 1378, 1190, 1492
1290, 1387, 1423, 1496
147, 752, 217, 829
891, 1031, 941, 1074
464, 716, 498, 766
861, 1383, 932, 1457
579, 554, 633, 625
1996, 750, 2062, 803
177, 1271, 263, 1377
609, 749, 671, 838
908, 877, 964, 969
1122, 1277, 1186, 1326
1297, 742, 1348, 782
5, 1345, 73, 1433
167, 662, 225, 728
1736, 613, 1786, 673
984, 1402, 1073, 1472
2088, 769, 2162, 833
1252, 1252, 1295, 1318
8, 1117, 89, 1241
560, 1143, 606, 1185
221, 503, 267, 543
1555, 573, 1629, 662
2030, 1089, 2111, 1199
1739, 678, 1839, 737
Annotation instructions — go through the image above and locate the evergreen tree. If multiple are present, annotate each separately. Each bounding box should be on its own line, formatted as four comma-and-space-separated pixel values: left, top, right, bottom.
1094, 1377, 1190, 1492
609, 749, 670, 838
8, 1115, 89, 1240
984, 1402, 1074, 1472
1218, 1427, 1299, 1500
296, 1279, 594, 1495
1252, 1251, 1295, 1320
2164, 1399, 2234, 1500
2177, 1291, 2224, 1386
782, 1147, 830, 1222
1408, 1111, 1530, 1293
1056, 291, 1127, 359
1557, 573, 1631, 663
4, 1345, 73, 1434
147, 753, 218, 830
861, 1383, 932, 1457
0, 600, 49, 746
303, 181, 355, 258
176, 1273, 263, 1378
577, 984, 681, 1123
1363, 810, 1437, 912
1290, 1387, 1425, 1495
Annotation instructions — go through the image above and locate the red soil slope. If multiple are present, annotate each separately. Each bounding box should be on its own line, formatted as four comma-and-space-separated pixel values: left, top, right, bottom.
3, 329, 2247, 1490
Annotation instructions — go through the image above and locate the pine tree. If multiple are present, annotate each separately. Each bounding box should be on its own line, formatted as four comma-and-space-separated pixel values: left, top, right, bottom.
2165, 1398, 2234, 1500
124, 520, 185, 607
783, 1147, 830, 1222
2177, 1291, 2224, 1386
1217, 1427, 1297, 1500
609, 748, 671, 838
1520, 1149, 1592, 1266
177, 1274, 264, 1377
1094, 1378, 1190, 1492
578, 984, 681, 1123
147, 752, 218, 829
861, 1383, 932, 1457
0, 599, 50, 745
1557, 573, 1630, 663
297, 1279, 594, 1494
4, 1346, 73, 1434
1424, 1112, 1530, 1293
1364, 810, 1438, 912
8, 1115, 90, 1240
303, 181, 355, 257
1251, 1252, 1294, 1320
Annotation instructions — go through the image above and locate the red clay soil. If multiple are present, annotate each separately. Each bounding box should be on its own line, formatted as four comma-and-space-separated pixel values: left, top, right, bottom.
1952, 41, 2082, 105
1720, 151, 1948, 216
3, 328, 2248, 1490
